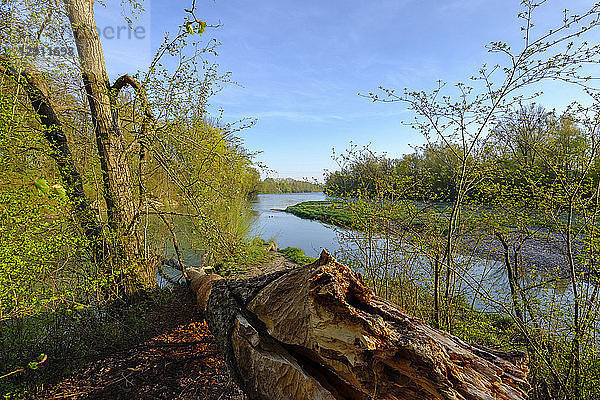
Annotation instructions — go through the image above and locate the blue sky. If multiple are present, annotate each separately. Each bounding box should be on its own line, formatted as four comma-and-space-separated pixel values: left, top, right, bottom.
96, 0, 599, 181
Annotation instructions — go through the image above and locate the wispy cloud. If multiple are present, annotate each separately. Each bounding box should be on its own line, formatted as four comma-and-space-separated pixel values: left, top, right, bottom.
435, 0, 485, 13
131, 0, 581, 179
222, 108, 409, 123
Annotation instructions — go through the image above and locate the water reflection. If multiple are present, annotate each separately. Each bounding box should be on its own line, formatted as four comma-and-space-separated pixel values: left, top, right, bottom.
244, 194, 577, 316
250, 192, 341, 258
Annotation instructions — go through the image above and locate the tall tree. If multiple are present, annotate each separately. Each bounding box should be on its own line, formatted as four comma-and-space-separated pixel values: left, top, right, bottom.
0, 56, 104, 260
1, 0, 160, 294
63, 0, 140, 266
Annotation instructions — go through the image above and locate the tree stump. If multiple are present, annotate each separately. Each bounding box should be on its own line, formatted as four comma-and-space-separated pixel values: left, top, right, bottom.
188, 250, 529, 400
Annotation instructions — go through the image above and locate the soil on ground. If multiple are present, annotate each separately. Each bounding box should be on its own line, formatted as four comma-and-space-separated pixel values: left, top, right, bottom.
31, 287, 246, 400
31, 252, 297, 400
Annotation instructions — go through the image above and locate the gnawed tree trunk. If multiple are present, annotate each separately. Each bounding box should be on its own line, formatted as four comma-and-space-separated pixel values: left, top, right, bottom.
189, 250, 529, 400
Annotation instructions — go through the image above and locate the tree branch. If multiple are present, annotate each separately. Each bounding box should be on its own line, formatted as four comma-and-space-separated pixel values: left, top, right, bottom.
0, 55, 104, 260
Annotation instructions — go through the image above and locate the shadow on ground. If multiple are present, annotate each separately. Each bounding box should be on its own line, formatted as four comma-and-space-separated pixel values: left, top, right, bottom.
31, 288, 245, 400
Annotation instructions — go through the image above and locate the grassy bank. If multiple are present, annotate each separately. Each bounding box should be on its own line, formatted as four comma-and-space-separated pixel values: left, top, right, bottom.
286, 199, 578, 233
278, 247, 317, 265
285, 199, 450, 231
0, 237, 272, 399
285, 200, 355, 228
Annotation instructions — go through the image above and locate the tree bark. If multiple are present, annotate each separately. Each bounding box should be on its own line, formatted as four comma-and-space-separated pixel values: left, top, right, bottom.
190, 250, 530, 400
495, 231, 524, 325
63, 0, 139, 261
0, 56, 104, 262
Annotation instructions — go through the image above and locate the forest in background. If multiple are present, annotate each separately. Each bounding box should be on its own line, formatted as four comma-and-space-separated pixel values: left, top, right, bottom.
325, 105, 598, 207
254, 177, 323, 194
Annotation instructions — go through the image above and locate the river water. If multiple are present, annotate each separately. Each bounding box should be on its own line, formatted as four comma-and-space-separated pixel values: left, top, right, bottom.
250, 193, 576, 313
156, 192, 576, 320
162, 193, 577, 314
249, 192, 340, 258
158, 192, 337, 285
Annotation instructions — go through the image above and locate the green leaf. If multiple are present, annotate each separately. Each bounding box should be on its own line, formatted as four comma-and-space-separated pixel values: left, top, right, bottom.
28, 362, 38, 370
185, 22, 193, 34
50, 184, 67, 201
33, 178, 49, 195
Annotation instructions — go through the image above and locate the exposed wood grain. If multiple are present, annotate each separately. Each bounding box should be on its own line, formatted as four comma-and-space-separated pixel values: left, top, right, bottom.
192, 250, 529, 400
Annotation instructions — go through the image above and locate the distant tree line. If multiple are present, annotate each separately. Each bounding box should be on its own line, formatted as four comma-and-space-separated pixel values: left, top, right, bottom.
325, 105, 599, 206
254, 177, 323, 194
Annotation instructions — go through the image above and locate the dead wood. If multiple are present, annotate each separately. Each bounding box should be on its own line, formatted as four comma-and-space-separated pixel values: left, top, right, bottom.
190, 250, 529, 400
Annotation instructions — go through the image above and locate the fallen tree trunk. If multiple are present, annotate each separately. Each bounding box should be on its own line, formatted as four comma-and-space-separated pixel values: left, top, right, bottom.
188, 250, 529, 400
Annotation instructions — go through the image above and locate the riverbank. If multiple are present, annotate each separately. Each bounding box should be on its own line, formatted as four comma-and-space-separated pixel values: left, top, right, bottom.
31, 287, 245, 400
286, 200, 582, 278
22, 249, 313, 400
30, 251, 518, 400
250, 193, 339, 258
285, 200, 354, 228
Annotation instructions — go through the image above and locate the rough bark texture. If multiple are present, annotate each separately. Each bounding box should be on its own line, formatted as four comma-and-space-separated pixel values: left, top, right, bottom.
191, 250, 530, 400
0, 56, 104, 260
63, 0, 138, 249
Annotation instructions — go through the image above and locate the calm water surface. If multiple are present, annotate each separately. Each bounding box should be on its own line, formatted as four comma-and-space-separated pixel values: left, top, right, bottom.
249, 193, 574, 312
250, 192, 341, 258
161, 193, 573, 314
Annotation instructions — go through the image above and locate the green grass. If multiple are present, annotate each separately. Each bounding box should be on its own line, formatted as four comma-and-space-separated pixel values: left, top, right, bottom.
286, 199, 584, 233
285, 200, 437, 230
0, 288, 177, 398
278, 247, 317, 265
213, 237, 273, 276
285, 200, 355, 228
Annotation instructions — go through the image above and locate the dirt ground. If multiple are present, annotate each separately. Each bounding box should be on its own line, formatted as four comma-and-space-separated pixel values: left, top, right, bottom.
29, 252, 300, 400
31, 287, 246, 400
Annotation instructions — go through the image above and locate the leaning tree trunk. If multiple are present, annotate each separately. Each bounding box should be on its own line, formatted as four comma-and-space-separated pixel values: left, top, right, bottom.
189, 250, 530, 400
63, 0, 139, 264
0, 56, 104, 262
